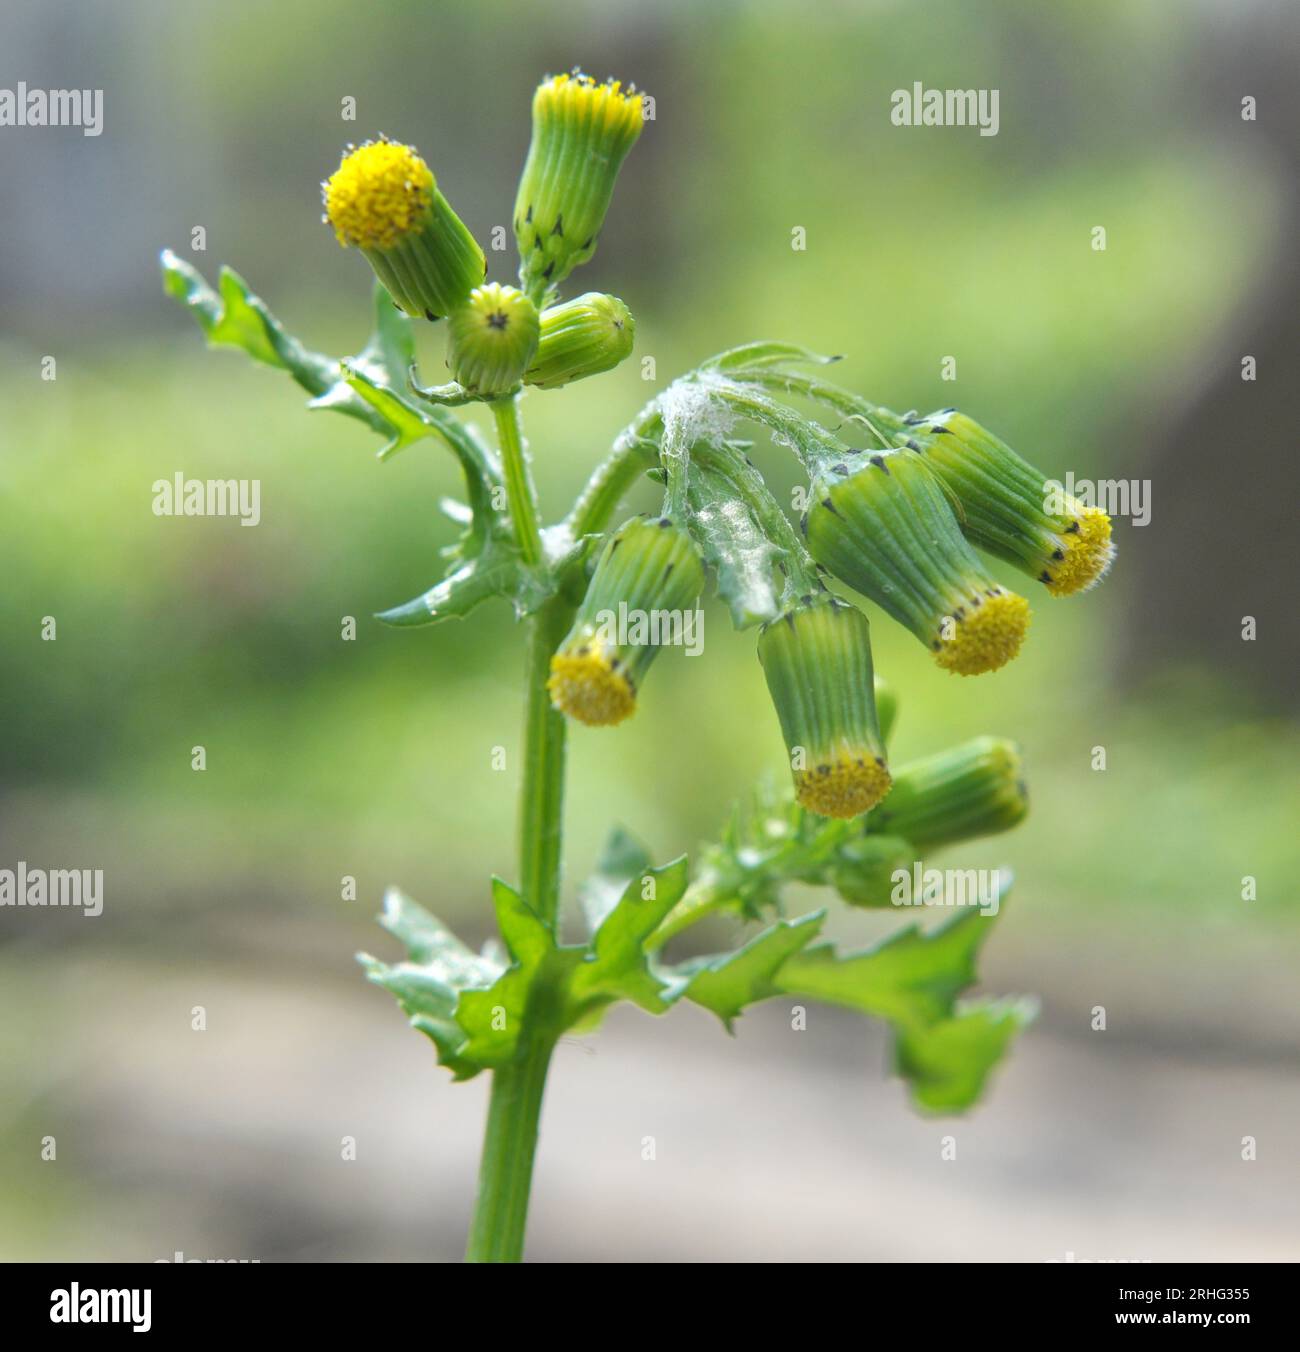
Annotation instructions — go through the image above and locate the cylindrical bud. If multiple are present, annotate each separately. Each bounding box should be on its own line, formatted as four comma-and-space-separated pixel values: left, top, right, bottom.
446, 284, 540, 395
828, 833, 914, 909
549, 516, 705, 727
323, 138, 485, 320
805, 449, 1031, 676
758, 597, 892, 820
514, 72, 646, 296
525, 293, 635, 389
909, 410, 1115, 596
869, 736, 1028, 849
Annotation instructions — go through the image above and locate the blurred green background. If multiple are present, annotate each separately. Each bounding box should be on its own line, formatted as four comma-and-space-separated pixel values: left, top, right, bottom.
2, 0, 1297, 1261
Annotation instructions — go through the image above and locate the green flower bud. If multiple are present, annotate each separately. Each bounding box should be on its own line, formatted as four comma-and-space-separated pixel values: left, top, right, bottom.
907, 410, 1114, 596
804, 449, 1031, 676
525, 293, 635, 389
514, 72, 646, 296
827, 833, 914, 909
323, 138, 485, 320
873, 675, 898, 745
758, 597, 892, 820
446, 284, 540, 395
870, 736, 1028, 849
549, 516, 704, 726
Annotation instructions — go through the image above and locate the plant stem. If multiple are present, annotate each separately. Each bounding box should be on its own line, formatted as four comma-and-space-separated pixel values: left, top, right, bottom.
464, 1030, 558, 1262
493, 394, 544, 567
467, 399, 570, 1264
517, 599, 570, 929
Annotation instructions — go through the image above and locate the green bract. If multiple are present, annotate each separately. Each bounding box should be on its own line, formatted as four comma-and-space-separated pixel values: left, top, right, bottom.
158, 66, 1116, 1263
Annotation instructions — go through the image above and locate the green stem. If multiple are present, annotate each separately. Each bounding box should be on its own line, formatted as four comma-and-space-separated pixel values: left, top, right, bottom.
493, 395, 544, 567
464, 1031, 558, 1262
467, 400, 570, 1264
517, 600, 570, 928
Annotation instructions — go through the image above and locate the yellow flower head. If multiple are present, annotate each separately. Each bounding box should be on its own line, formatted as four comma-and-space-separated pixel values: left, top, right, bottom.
324, 139, 434, 251
1045, 504, 1114, 596
795, 750, 893, 821
533, 72, 645, 146
933, 589, 1031, 677
548, 646, 636, 727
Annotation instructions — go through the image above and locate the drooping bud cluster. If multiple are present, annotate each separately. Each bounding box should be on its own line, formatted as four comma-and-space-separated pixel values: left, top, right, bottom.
804, 449, 1031, 676
549, 516, 704, 727
757, 597, 892, 819
322, 138, 485, 320
514, 72, 646, 297
906, 411, 1114, 596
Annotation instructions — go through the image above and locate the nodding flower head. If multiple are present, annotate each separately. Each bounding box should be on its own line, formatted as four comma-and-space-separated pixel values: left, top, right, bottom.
526, 293, 635, 390
322, 137, 485, 321
447, 284, 540, 395
909, 410, 1116, 597
804, 449, 1031, 676
548, 515, 704, 727
514, 71, 646, 297
869, 735, 1028, 849
758, 597, 892, 820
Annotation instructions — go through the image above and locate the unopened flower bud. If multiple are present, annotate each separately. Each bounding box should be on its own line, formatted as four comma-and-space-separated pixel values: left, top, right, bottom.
870, 736, 1028, 849
910, 410, 1115, 596
525, 293, 635, 389
549, 516, 704, 727
758, 597, 892, 820
514, 72, 646, 296
805, 450, 1031, 676
446, 283, 539, 395
323, 138, 485, 321
828, 833, 914, 909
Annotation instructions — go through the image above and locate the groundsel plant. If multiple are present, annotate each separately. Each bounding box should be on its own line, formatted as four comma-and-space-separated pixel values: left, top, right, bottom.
161, 69, 1115, 1262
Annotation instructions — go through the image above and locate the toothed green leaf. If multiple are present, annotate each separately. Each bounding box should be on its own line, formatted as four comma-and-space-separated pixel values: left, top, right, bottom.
569, 856, 690, 1013
771, 889, 1029, 1111
579, 826, 655, 935
669, 911, 825, 1027
895, 997, 1036, 1113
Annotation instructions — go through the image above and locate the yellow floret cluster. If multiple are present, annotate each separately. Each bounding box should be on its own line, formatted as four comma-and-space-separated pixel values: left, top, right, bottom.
324, 140, 434, 251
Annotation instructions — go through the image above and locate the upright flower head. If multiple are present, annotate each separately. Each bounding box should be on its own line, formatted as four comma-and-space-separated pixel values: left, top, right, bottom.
804, 449, 1031, 676
910, 410, 1115, 596
757, 596, 892, 819
548, 515, 704, 727
447, 283, 539, 395
323, 137, 485, 321
514, 72, 646, 297
526, 292, 635, 389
